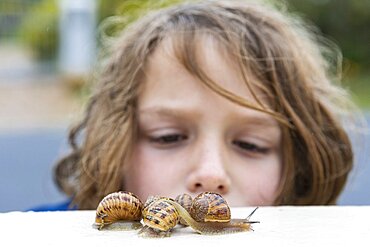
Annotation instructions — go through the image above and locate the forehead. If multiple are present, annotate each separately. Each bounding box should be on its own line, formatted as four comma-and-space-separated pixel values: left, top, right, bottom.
143, 34, 267, 106
138, 34, 280, 130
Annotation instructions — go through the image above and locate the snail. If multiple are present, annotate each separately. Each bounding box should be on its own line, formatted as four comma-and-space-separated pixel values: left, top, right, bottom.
93, 191, 143, 230
175, 193, 193, 226
139, 196, 180, 238
93, 191, 259, 237
171, 192, 259, 235
189, 192, 231, 223
139, 192, 259, 237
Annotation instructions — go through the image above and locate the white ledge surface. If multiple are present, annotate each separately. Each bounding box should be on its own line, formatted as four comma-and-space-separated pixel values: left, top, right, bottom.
1, 206, 369, 247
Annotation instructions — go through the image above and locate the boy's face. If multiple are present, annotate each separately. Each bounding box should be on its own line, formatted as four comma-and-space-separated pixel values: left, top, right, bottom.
124, 38, 282, 206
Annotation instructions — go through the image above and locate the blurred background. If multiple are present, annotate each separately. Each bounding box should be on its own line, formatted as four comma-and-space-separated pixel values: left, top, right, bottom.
0, 0, 369, 212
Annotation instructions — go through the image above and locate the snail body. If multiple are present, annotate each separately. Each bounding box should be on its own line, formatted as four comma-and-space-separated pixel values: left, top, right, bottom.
170, 200, 259, 234
93, 191, 143, 230
175, 193, 193, 226
141, 192, 259, 236
170, 192, 259, 235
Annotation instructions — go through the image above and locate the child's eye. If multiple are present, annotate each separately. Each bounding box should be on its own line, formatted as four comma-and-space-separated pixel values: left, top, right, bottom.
232, 140, 269, 155
149, 134, 188, 145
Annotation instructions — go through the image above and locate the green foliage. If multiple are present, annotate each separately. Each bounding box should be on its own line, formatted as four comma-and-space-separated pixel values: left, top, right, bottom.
13, 0, 369, 107
17, 0, 185, 61
98, 0, 185, 20
285, 0, 370, 107
344, 73, 370, 109
16, 0, 370, 75
18, 0, 58, 60
97, 0, 185, 37
286, 0, 370, 75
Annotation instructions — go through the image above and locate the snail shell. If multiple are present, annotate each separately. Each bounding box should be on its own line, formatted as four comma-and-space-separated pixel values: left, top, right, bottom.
141, 197, 180, 232
175, 194, 193, 226
175, 194, 193, 212
94, 191, 143, 230
190, 192, 230, 223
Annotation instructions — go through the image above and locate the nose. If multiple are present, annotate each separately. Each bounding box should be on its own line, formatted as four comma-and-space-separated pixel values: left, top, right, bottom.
186, 141, 231, 195
188, 174, 229, 194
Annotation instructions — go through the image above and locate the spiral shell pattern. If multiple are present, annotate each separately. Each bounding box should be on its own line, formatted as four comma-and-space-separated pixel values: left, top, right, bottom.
190, 192, 230, 223
175, 194, 193, 212
142, 198, 180, 232
95, 191, 143, 226
175, 194, 193, 226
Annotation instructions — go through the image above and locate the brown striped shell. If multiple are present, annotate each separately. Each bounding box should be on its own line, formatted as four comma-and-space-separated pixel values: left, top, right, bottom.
142, 197, 180, 232
143, 195, 163, 209
175, 194, 193, 226
190, 192, 231, 223
175, 194, 193, 212
94, 191, 143, 228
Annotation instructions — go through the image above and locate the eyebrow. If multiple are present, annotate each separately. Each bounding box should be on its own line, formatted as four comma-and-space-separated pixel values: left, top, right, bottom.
236, 115, 279, 128
138, 106, 279, 128
138, 107, 201, 119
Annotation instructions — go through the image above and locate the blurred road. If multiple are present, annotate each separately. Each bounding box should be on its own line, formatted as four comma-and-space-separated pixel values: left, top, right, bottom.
0, 128, 70, 211
0, 43, 81, 211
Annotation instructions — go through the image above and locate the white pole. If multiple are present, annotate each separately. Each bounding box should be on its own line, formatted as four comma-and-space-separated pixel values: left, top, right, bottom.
58, 0, 97, 77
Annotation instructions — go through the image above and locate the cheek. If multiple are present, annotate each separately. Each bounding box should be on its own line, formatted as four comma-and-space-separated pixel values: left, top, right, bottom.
232, 156, 281, 206
255, 166, 281, 205
123, 143, 187, 200
255, 152, 282, 205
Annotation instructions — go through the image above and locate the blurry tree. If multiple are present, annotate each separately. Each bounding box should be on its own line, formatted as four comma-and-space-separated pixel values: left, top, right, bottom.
17, 0, 184, 61
286, 0, 370, 75
17, 0, 58, 60
98, 0, 185, 37
16, 0, 370, 74
0, 0, 41, 40
11, 0, 369, 106
99, 0, 185, 21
